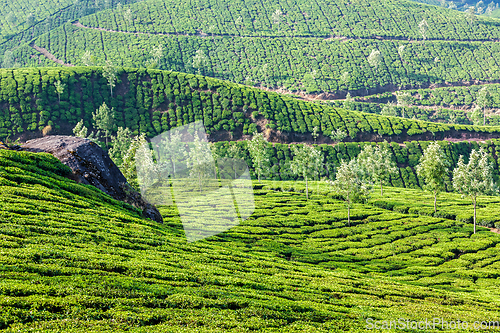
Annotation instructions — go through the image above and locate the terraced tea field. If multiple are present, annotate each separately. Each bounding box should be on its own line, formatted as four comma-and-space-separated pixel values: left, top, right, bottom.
2, 150, 500, 331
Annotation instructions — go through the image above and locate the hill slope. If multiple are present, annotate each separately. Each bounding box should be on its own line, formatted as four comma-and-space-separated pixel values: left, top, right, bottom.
1, 67, 500, 144
1, 149, 500, 331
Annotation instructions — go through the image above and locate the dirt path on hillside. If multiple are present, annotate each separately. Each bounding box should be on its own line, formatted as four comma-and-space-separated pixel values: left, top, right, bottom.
30, 44, 74, 67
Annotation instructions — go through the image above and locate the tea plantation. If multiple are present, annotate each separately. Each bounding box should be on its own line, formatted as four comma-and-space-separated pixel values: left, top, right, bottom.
1, 149, 500, 332
1, 67, 499, 142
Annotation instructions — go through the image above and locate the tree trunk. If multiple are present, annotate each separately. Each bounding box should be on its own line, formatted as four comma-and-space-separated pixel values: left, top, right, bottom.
380, 180, 383, 196
434, 190, 437, 214
305, 176, 309, 200
484, 109, 486, 126
347, 193, 351, 226
473, 196, 477, 234
347, 204, 350, 226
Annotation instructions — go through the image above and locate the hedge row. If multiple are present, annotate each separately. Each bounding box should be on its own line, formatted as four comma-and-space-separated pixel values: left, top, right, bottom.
80, 0, 500, 41
16, 24, 500, 94
212, 139, 500, 191
2, 67, 498, 142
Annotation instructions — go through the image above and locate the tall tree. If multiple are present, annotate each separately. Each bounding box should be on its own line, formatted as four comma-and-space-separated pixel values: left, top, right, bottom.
453, 148, 497, 234
247, 132, 268, 182
72, 120, 88, 138
381, 102, 398, 117
192, 49, 208, 75
418, 19, 429, 41
367, 49, 382, 70
54, 80, 65, 102
271, 9, 283, 33
2, 50, 15, 68
416, 142, 450, 214
395, 91, 412, 118
465, 6, 476, 25
476, 86, 493, 126
81, 50, 95, 66
109, 127, 132, 167
6, 12, 16, 27
187, 134, 214, 192
92, 102, 115, 146
102, 60, 118, 97
329, 159, 371, 226
357, 143, 397, 196
290, 144, 324, 200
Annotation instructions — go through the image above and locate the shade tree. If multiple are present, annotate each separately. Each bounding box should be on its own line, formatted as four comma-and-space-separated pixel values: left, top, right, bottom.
453, 148, 497, 234
416, 142, 450, 214
290, 144, 324, 199
357, 143, 397, 196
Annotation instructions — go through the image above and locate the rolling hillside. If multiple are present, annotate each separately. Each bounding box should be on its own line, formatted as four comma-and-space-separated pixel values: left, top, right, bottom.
2, 67, 500, 144
5, 0, 500, 96
1, 149, 500, 331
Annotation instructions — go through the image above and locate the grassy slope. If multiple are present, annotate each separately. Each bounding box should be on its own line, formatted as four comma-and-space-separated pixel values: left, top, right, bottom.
1, 149, 500, 331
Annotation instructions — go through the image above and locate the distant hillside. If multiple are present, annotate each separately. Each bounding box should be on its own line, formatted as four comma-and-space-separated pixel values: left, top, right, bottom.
7, 0, 500, 95
1, 148, 500, 331
79, 0, 500, 40
1, 67, 500, 144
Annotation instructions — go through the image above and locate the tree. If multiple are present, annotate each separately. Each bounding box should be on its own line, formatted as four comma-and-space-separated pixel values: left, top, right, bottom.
258, 63, 270, 87
453, 148, 497, 234
329, 159, 372, 226
235, 16, 243, 32
476, 86, 493, 126
418, 19, 429, 41
470, 105, 484, 125
102, 60, 118, 97
290, 145, 324, 200
357, 143, 397, 196
271, 9, 283, 33
54, 80, 65, 102
26, 13, 35, 27
154, 131, 187, 178
2, 50, 14, 68
465, 6, 476, 25
121, 133, 148, 186
187, 134, 214, 192
381, 102, 398, 117
329, 128, 347, 143
367, 49, 382, 70
6, 12, 16, 27
123, 9, 133, 29
396, 91, 412, 118
73, 120, 88, 138
82, 50, 95, 66
247, 132, 268, 182
397, 45, 405, 59
192, 49, 208, 75
303, 70, 319, 93
109, 127, 132, 167
92, 102, 115, 146
416, 142, 450, 214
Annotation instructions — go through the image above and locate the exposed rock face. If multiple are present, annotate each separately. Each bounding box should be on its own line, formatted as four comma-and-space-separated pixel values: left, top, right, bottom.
23, 135, 163, 223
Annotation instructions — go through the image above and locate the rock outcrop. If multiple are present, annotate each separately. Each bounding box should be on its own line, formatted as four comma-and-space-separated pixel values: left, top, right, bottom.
23, 135, 163, 223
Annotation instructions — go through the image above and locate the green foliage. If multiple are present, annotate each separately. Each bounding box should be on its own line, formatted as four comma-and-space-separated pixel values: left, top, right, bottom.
247, 133, 268, 182
357, 143, 398, 196
92, 102, 115, 146
416, 142, 451, 213
453, 148, 498, 233
290, 144, 324, 199
328, 159, 372, 225
0, 67, 498, 143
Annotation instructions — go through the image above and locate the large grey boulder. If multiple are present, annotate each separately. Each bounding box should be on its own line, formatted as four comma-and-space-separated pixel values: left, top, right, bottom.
23, 135, 163, 223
